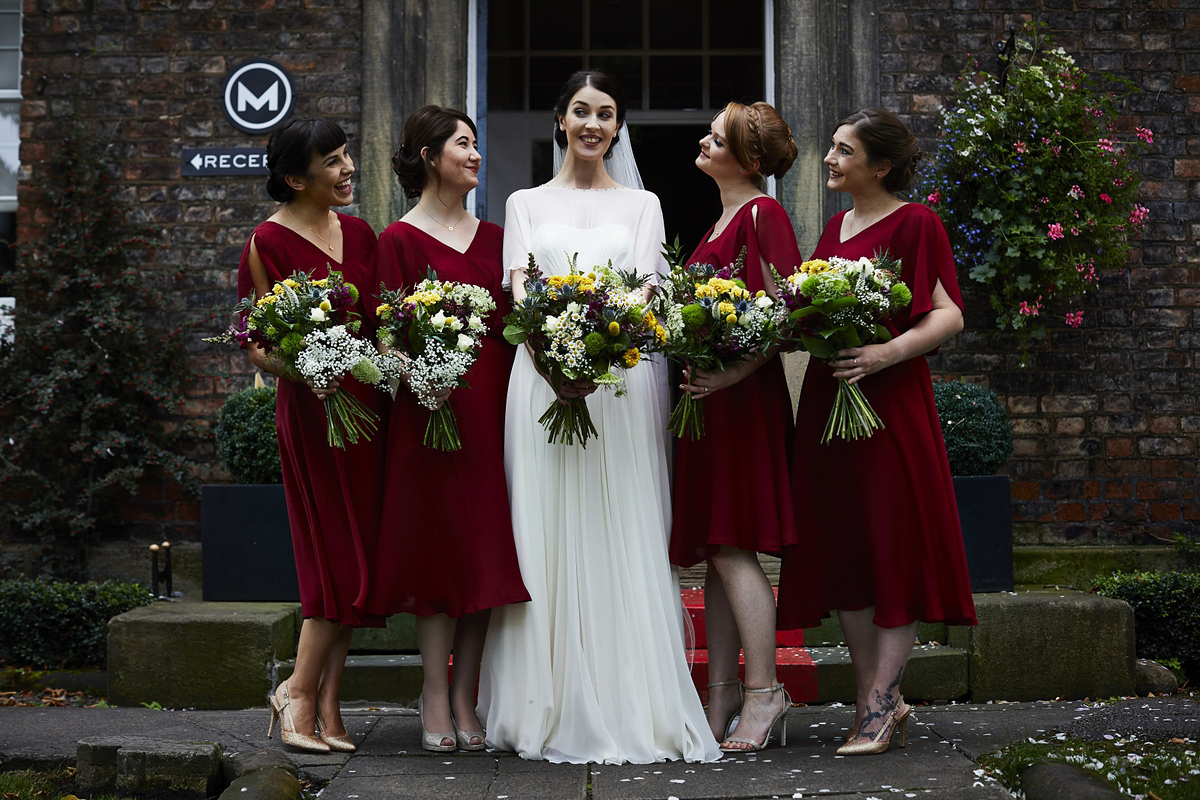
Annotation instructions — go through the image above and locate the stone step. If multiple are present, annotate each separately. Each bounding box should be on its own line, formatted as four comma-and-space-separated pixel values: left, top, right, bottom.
680, 587, 805, 649
277, 644, 969, 707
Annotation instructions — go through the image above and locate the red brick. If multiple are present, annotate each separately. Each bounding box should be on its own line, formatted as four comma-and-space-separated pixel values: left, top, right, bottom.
1106, 438, 1135, 457
1104, 482, 1134, 500
1012, 481, 1040, 501
1149, 503, 1181, 522
1058, 503, 1087, 522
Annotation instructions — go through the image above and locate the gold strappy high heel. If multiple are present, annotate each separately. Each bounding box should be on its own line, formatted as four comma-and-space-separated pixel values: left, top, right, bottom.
706, 679, 744, 740
719, 683, 791, 753
267, 682, 330, 753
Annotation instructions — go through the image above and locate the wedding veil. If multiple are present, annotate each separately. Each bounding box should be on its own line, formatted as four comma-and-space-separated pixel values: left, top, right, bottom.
552, 121, 645, 190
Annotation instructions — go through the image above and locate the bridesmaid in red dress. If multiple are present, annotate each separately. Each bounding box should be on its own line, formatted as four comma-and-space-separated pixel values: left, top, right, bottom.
669, 101, 799, 753
238, 118, 387, 753
776, 108, 977, 756
366, 106, 529, 752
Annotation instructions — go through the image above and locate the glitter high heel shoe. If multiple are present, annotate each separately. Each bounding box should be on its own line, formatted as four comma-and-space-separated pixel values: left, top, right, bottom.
418, 695, 457, 752
267, 682, 330, 753
316, 714, 357, 752
837, 701, 911, 756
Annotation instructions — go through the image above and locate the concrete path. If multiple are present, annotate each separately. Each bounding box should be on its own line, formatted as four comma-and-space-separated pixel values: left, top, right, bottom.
2, 699, 1196, 799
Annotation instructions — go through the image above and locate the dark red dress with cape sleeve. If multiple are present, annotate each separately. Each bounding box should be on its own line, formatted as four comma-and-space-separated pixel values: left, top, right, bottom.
236, 214, 388, 627
776, 203, 978, 630
366, 221, 530, 618
668, 198, 800, 567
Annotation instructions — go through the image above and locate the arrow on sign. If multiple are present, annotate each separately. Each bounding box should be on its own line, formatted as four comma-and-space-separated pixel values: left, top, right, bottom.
191, 154, 204, 170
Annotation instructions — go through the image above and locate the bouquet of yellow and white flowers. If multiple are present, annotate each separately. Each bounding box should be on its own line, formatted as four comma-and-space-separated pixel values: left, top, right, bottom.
503, 255, 663, 447
375, 271, 496, 451
774, 252, 912, 443
205, 270, 384, 448
653, 241, 779, 439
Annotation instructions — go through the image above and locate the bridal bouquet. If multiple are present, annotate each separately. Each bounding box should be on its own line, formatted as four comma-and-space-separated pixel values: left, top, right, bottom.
205, 270, 384, 448
773, 253, 912, 443
653, 241, 779, 440
503, 255, 663, 447
375, 271, 496, 451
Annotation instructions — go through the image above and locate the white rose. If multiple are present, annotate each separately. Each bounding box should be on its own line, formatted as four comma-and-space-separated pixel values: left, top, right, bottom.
448, 316, 464, 331
544, 315, 560, 333
309, 308, 326, 322
755, 296, 772, 309
456, 333, 474, 351
430, 311, 447, 330
468, 315, 484, 330
566, 301, 581, 315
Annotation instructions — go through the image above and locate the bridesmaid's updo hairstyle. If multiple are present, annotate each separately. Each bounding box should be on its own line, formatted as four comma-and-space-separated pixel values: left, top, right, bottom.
553, 69, 627, 159
722, 101, 798, 184
393, 105, 478, 199
265, 117, 347, 203
838, 108, 923, 193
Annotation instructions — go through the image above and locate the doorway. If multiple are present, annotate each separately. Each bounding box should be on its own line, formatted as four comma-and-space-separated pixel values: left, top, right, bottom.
482, 0, 767, 259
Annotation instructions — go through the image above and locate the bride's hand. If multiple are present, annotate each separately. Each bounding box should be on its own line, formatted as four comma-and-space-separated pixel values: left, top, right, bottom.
555, 378, 597, 404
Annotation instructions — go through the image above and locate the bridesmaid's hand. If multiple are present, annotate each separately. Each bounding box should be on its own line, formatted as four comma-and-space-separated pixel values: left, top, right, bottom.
309, 376, 341, 400
680, 362, 751, 398
428, 386, 454, 410
829, 342, 898, 385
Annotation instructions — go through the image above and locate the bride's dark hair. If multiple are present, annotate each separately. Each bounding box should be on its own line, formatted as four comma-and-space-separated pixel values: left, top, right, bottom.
553, 70, 626, 159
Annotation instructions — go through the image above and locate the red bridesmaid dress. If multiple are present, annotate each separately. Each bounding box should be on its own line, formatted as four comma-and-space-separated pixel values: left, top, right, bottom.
669, 197, 800, 567
776, 203, 978, 630
236, 214, 388, 627
367, 221, 530, 618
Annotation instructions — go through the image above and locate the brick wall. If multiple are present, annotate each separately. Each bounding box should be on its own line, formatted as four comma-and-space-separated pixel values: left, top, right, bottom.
16, 0, 1196, 545
882, 0, 1198, 543
17, 0, 363, 541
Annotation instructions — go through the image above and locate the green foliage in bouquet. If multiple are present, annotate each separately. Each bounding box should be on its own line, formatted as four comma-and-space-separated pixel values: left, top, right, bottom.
0, 137, 198, 580
0, 578, 153, 668
931, 380, 1014, 476
214, 385, 282, 485
916, 23, 1151, 355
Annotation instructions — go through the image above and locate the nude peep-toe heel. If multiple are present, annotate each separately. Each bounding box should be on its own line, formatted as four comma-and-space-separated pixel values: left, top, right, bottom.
418, 695, 457, 752
267, 683, 330, 753
706, 679, 745, 740
719, 683, 790, 753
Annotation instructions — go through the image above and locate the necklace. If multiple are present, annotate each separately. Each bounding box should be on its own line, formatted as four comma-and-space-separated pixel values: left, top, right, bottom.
285, 207, 334, 251
419, 201, 466, 232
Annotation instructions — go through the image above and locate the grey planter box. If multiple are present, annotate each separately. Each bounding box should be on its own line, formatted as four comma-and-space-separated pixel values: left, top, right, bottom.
201, 484, 299, 602
953, 475, 1015, 593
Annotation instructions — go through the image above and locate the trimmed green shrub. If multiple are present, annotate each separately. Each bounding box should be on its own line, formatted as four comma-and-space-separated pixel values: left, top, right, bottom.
1094, 571, 1200, 678
214, 385, 282, 485
932, 380, 1014, 476
0, 578, 153, 668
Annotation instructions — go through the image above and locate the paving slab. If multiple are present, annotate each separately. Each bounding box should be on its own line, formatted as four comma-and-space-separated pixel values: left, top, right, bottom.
9, 699, 1198, 799
915, 702, 1099, 760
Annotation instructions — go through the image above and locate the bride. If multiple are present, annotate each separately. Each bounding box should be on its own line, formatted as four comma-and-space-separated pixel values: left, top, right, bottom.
477, 70, 721, 765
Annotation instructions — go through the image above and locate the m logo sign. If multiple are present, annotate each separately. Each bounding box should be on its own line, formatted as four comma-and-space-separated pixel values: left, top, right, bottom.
222, 59, 295, 134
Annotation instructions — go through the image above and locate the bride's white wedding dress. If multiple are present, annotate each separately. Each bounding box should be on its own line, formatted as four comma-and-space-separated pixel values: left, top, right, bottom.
478, 185, 720, 765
